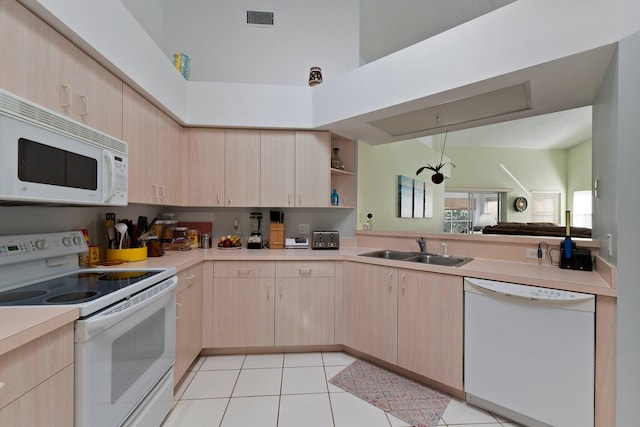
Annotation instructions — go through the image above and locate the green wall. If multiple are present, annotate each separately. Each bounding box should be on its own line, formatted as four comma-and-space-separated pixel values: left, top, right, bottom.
445, 146, 567, 222
358, 139, 592, 230
566, 140, 593, 212
357, 140, 446, 232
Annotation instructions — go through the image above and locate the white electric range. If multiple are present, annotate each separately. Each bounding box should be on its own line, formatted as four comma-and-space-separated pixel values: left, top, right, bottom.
0, 230, 177, 427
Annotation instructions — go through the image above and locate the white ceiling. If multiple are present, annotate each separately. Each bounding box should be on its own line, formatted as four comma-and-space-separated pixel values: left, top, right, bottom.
357, 0, 592, 149
422, 105, 592, 149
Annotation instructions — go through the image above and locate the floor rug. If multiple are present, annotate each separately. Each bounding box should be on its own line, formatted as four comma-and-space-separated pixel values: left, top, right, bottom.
329, 359, 451, 427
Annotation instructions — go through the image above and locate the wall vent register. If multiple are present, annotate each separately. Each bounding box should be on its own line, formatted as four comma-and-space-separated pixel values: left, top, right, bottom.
246, 10, 275, 26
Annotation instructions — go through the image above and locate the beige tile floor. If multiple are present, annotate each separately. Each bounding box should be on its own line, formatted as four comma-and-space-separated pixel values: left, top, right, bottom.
162, 352, 520, 427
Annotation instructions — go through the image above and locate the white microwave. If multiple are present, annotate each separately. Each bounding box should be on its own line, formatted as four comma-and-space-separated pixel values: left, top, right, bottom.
0, 89, 127, 206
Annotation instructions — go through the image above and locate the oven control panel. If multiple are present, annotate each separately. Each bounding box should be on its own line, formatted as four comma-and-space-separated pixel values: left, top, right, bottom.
0, 231, 88, 265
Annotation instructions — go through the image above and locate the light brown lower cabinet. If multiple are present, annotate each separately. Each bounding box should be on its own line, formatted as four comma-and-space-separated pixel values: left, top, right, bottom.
207, 261, 336, 348
342, 262, 398, 364
275, 261, 335, 346
397, 269, 463, 390
0, 323, 74, 426
340, 263, 463, 390
175, 263, 204, 384
0, 364, 74, 427
211, 261, 276, 347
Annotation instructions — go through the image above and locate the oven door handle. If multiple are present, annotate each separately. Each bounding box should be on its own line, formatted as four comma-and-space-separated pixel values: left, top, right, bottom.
76, 276, 177, 341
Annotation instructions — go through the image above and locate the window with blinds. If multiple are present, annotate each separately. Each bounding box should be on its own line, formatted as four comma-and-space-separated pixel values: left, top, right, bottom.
530, 191, 561, 223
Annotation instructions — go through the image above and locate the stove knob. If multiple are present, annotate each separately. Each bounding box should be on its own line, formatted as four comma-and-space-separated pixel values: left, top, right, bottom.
35, 239, 47, 250
73, 235, 83, 246
62, 236, 73, 247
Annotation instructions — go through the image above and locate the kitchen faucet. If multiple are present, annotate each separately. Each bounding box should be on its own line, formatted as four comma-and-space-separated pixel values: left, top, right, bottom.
416, 237, 426, 253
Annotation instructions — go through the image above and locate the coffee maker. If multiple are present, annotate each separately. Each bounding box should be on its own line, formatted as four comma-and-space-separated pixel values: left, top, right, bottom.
247, 212, 263, 249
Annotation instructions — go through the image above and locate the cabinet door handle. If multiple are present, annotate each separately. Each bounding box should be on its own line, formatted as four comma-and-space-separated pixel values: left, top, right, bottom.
152, 184, 158, 200
237, 267, 251, 275
298, 193, 302, 205
288, 193, 292, 206
279, 282, 283, 298
267, 282, 271, 300
60, 85, 72, 108
401, 273, 406, 293
176, 302, 181, 319
79, 94, 89, 116
388, 272, 393, 290
227, 192, 232, 205
299, 268, 312, 276
216, 191, 221, 205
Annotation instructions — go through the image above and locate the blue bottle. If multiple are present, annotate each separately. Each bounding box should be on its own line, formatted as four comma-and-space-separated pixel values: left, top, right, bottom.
331, 189, 339, 206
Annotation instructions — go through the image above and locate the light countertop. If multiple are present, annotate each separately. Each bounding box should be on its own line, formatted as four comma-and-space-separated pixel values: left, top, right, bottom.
118, 245, 615, 296
0, 244, 614, 356
0, 306, 78, 356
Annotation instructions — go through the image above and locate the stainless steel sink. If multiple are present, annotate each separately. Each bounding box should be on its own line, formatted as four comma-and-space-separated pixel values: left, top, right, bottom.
405, 254, 472, 268
358, 250, 472, 267
358, 250, 416, 260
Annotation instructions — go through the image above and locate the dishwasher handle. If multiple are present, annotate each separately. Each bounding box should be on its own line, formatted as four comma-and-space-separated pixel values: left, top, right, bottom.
464, 277, 595, 310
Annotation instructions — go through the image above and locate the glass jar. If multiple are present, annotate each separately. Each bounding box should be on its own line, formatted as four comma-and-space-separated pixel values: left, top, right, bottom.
331, 147, 345, 170
161, 220, 177, 241
173, 226, 188, 241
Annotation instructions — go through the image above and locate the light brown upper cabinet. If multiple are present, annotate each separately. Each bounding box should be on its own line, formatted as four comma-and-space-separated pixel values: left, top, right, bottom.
224, 129, 261, 207
186, 128, 226, 206
0, 0, 122, 138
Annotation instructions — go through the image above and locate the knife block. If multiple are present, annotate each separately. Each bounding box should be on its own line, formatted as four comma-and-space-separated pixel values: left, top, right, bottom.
269, 223, 285, 249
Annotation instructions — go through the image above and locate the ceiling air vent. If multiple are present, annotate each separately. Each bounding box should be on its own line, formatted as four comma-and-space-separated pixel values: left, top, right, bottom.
246, 10, 275, 26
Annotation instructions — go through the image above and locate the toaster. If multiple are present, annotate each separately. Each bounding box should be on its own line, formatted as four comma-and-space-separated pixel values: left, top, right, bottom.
311, 231, 340, 249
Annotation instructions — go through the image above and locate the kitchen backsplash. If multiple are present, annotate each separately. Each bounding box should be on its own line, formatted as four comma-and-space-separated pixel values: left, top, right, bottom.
0, 204, 356, 245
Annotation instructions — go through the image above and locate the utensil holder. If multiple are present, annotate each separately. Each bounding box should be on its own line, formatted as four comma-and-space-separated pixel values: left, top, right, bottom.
106, 247, 148, 262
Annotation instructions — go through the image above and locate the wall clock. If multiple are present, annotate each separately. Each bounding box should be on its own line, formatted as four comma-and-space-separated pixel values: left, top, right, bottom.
514, 196, 528, 212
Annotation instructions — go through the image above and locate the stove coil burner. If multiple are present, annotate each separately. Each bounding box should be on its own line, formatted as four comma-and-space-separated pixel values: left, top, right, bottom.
0, 290, 47, 303
46, 291, 99, 304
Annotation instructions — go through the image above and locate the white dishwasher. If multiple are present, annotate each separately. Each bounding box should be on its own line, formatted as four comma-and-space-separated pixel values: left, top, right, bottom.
464, 277, 595, 427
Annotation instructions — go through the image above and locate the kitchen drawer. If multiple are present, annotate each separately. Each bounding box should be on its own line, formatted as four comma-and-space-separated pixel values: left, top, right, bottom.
0, 323, 74, 410
214, 261, 275, 278
276, 261, 335, 278
0, 364, 74, 427
177, 262, 203, 293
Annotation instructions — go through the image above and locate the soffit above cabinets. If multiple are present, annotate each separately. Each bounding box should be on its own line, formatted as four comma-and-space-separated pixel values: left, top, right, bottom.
369, 82, 531, 137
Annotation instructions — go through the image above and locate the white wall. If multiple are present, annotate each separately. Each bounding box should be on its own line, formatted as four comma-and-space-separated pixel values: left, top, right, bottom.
156, 0, 359, 86
121, 0, 164, 47
26, 0, 640, 132
593, 54, 619, 265
609, 30, 640, 427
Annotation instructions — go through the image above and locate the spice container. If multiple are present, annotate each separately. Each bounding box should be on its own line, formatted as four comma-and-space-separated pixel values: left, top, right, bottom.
187, 229, 199, 249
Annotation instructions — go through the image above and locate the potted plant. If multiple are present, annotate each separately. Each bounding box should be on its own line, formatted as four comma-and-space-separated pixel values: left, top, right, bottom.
416, 131, 455, 184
